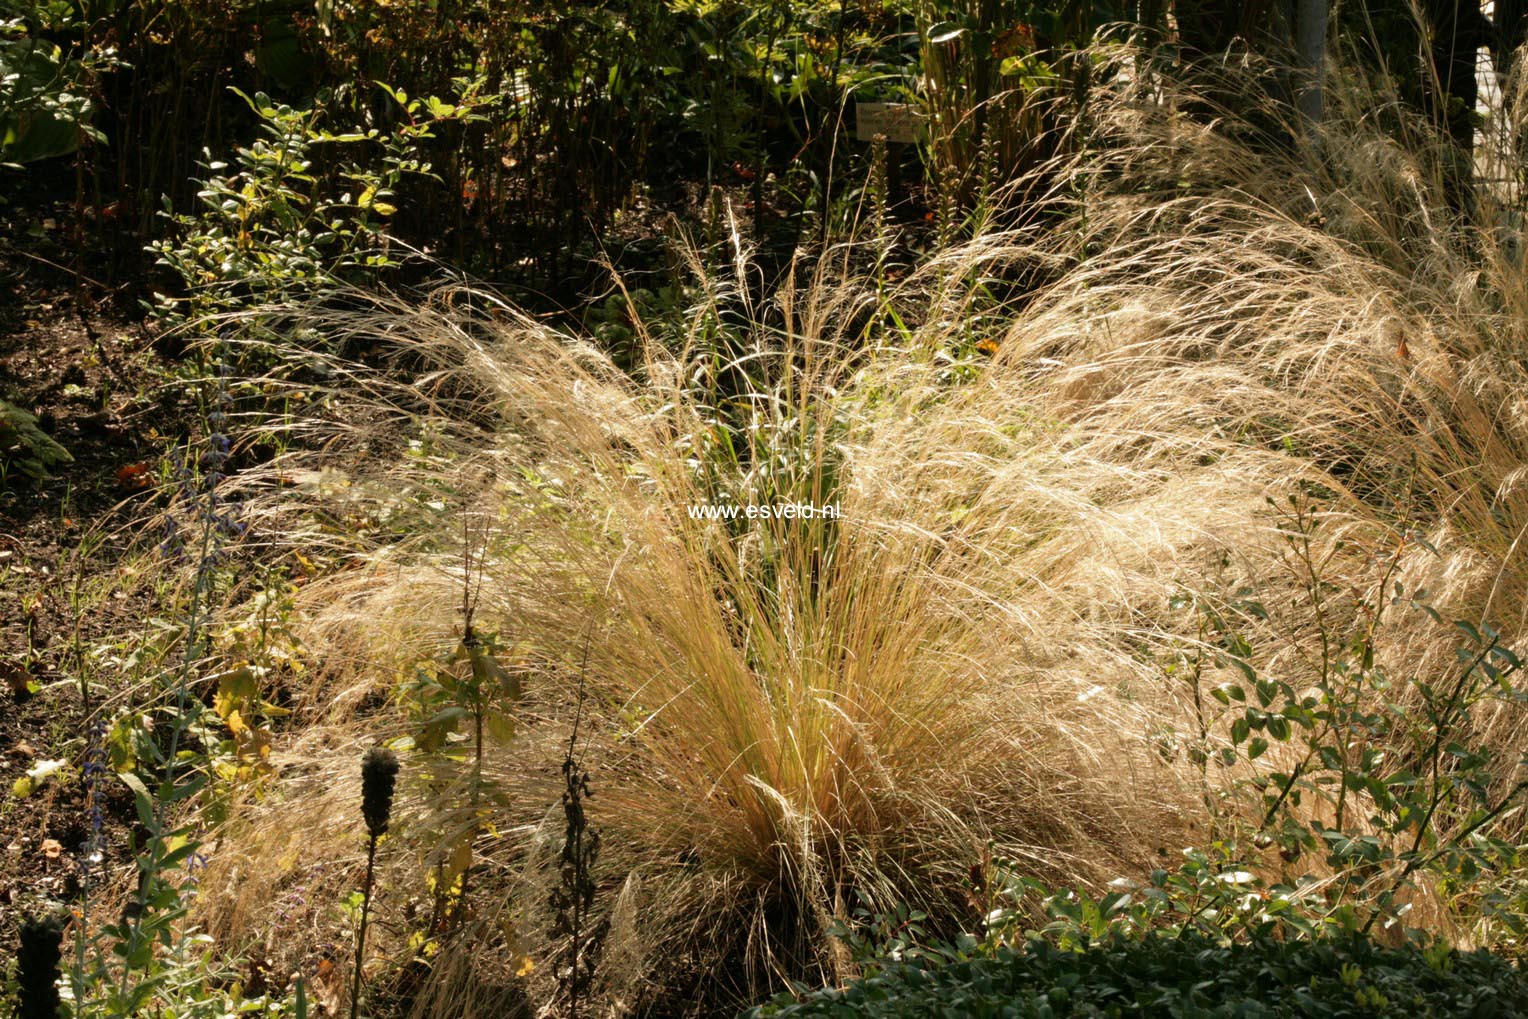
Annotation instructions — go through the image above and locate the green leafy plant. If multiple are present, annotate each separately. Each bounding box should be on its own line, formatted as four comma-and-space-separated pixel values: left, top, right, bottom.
152, 82, 484, 323
824, 897, 967, 974
0, 12, 105, 167
0, 397, 71, 486
916, 0, 1123, 213
746, 929, 1528, 1018
1140, 494, 1528, 943
984, 845, 1338, 947
52, 386, 298, 1019
393, 618, 523, 937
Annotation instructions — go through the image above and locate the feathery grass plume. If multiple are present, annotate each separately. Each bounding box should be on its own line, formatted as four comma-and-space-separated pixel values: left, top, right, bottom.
16, 914, 63, 1019
979, 39, 1528, 814
187, 36, 1528, 1011
196, 237, 1210, 1014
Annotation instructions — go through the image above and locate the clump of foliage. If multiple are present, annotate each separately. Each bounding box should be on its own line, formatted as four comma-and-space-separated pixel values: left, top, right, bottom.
152, 84, 483, 324
0, 397, 70, 485
0, 9, 106, 167
196, 232, 1197, 1015
183, 45, 1528, 1002
5, 0, 1129, 283
37, 402, 317, 1019
747, 931, 1528, 1018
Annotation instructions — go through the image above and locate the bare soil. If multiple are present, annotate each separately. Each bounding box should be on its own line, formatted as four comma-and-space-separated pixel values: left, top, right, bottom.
0, 168, 187, 957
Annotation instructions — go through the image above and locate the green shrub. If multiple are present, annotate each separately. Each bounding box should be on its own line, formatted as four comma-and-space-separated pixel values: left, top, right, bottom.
0, 397, 70, 485
747, 932, 1528, 1018
0, 9, 107, 168
152, 84, 481, 323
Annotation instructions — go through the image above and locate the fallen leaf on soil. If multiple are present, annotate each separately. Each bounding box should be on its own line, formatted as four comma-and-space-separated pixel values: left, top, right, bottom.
311, 956, 343, 1016
115, 462, 153, 490
2, 663, 33, 696
12, 758, 73, 798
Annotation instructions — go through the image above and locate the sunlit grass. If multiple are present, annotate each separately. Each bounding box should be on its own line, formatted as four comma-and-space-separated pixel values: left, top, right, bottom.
185, 41, 1528, 1016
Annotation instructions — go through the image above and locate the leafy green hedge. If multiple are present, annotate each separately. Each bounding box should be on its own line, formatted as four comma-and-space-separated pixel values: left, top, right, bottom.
745, 933, 1528, 1018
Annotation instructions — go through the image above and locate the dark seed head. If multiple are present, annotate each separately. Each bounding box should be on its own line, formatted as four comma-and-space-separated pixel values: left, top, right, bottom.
16, 914, 64, 1019
361, 747, 400, 838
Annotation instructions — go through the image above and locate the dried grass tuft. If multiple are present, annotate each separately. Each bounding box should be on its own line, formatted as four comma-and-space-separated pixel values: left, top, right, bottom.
189, 39, 1528, 1016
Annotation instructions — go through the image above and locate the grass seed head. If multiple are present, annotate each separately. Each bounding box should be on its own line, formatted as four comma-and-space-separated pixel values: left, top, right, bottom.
361, 746, 400, 838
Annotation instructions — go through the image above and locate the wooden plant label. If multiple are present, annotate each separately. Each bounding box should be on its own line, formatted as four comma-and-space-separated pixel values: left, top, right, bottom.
856, 103, 925, 143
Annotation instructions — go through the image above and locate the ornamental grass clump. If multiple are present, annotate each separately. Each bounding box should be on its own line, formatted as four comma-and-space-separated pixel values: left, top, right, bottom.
976, 41, 1528, 815
198, 258, 1214, 1014
189, 39, 1528, 1017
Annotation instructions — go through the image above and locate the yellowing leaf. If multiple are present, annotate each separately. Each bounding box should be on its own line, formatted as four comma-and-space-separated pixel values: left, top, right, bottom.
14, 758, 71, 798
212, 665, 257, 720
448, 838, 472, 879
485, 710, 516, 745
407, 930, 440, 958
497, 918, 535, 977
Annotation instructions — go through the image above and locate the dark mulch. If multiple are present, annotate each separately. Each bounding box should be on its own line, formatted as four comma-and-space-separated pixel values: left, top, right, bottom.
0, 165, 190, 958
